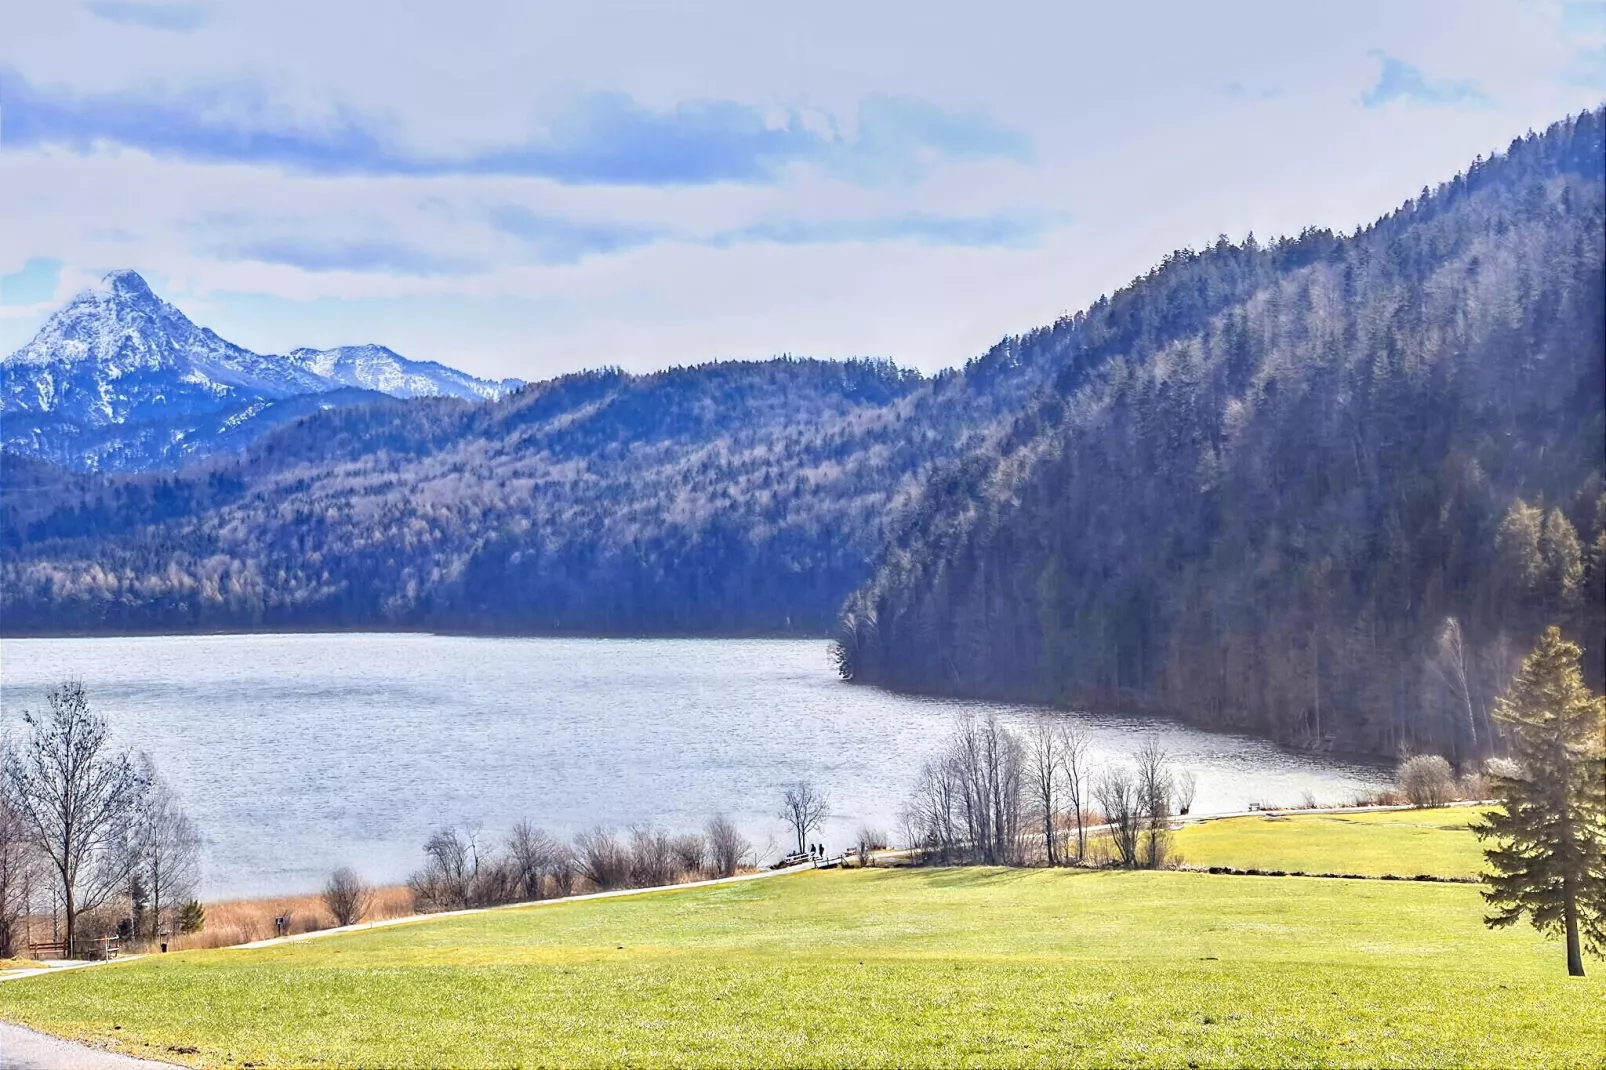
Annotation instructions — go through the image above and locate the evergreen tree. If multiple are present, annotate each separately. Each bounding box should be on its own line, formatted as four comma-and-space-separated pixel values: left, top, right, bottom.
1540, 509, 1585, 619
1474, 627, 1606, 976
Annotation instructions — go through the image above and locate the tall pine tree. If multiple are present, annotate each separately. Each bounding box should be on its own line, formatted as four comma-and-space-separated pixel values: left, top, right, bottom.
1474, 627, 1606, 976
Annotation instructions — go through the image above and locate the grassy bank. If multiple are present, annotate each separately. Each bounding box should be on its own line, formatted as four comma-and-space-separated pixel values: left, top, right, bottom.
1171, 806, 1486, 878
0, 856, 1599, 1067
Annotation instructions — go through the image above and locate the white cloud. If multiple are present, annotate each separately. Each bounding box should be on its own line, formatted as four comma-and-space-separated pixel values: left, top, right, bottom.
2, 0, 1600, 377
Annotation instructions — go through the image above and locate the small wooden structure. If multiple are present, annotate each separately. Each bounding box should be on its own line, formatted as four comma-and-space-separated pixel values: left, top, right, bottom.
28, 940, 68, 960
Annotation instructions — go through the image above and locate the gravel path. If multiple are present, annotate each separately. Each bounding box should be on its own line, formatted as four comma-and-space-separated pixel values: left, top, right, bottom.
0, 1022, 180, 1069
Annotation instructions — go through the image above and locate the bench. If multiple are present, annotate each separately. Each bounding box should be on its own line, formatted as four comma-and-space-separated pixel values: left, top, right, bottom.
28, 940, 68, 960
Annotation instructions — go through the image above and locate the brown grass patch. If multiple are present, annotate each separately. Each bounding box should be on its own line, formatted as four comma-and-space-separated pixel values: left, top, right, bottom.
174, 885, 414, 950
0, 958, 48, 970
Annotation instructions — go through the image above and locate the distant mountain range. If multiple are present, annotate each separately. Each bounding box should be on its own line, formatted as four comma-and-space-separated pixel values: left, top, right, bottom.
0, 270, 519, 470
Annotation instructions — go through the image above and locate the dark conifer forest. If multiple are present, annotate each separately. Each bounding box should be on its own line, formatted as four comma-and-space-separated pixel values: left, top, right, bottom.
837, 108, 1606, 758
4, 109, 1602, 760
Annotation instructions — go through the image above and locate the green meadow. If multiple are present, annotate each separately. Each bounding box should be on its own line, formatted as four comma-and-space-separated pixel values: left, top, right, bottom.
1170, 805, 1487, 878
0, 809, 1598, 1069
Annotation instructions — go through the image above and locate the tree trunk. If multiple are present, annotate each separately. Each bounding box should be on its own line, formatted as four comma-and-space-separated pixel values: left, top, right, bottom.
62, 881, 75, 959
1564, 883, 1585, 977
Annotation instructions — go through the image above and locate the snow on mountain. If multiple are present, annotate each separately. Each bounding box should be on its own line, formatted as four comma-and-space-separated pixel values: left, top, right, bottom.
286, 344, 519, 401
3, 270, 331, 428
1, 270, 520, 471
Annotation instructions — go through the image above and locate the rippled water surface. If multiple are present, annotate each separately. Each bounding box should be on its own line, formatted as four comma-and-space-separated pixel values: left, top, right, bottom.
0, 634, 1389, 897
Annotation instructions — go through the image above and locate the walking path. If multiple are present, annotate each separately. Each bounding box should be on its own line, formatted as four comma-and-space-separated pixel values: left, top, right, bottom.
0, 1021, 180, 1069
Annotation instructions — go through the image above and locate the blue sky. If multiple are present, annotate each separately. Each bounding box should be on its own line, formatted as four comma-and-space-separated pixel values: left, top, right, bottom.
2, 1, 1604, 378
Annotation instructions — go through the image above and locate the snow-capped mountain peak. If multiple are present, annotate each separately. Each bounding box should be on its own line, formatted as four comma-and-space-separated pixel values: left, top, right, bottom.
2, 270, 520, 470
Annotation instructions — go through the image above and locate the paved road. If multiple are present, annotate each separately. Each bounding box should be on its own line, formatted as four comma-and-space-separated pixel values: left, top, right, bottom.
0, 1022, 180, 1069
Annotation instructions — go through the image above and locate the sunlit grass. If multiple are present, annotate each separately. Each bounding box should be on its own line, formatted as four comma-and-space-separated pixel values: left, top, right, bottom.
0, 856, 1598, 1068
1171, 806, 1486, 878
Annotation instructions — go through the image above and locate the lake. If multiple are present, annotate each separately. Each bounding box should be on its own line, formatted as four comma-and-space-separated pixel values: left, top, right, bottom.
0, 634, 1390, 898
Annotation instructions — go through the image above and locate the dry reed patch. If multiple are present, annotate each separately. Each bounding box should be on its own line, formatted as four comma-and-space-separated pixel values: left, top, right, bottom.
176, 885, 413, 950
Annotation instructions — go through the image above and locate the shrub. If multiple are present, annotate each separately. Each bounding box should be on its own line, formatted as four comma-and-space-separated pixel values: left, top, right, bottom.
705, 815, 750, 878
1457, 769, 1491, 802
628, 825, 676, 888
178, 899, 206, 934
854, 826, 888, 868
1397, 755, 1456, 808
574, 828, 631, 891
670, 833, 707, 878
322, 867, 374, 927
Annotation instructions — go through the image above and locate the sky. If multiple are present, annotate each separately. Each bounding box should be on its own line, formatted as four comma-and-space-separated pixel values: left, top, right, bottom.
2, 0, 1604, 381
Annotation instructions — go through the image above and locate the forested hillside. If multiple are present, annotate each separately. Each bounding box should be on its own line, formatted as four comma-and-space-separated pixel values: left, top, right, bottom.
837, 108, 1606, 760
0, 343, 1073, 635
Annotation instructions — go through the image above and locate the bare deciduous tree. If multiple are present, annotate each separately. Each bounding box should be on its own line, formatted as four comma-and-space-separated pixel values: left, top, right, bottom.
778, 781, 828, 857
1026, 719, 1060, 865
1173, 769, 1199, 816
670, 833, 706, 878
1056, 722, 1090, 863
628, 824, 675, 887
546, 845, 577, 898
902, 715, 1027, 865
138, 772, 200, 943
322, 867, 373, 927
507, 821, 560, 901
903, 755, 962, 862
408, 826, 479, 912
952, 714, 1026, 865
1, 681, 149, 955
471, 853, 519, 907
573, 827, 630, 891
0, 797, 35, 958
705, 815, 749, 878
1094, 765, 1142, 868
1134, 736, 1175, 868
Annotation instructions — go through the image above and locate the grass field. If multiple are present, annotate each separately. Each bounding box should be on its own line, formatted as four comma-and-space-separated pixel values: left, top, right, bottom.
1171, 806, 1486, 878
0, 854, 1600, 1068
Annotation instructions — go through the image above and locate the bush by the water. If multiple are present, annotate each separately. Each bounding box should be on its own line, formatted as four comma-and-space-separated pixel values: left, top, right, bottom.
1398, 755, 1457, 808
408, 814, 754, 913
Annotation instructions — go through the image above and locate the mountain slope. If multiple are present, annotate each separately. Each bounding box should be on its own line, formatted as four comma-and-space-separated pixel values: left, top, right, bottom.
837, 108, 1606, 759
286, 344, 521, 401
1, 272, 517, 471
0, 336, 1072, 635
